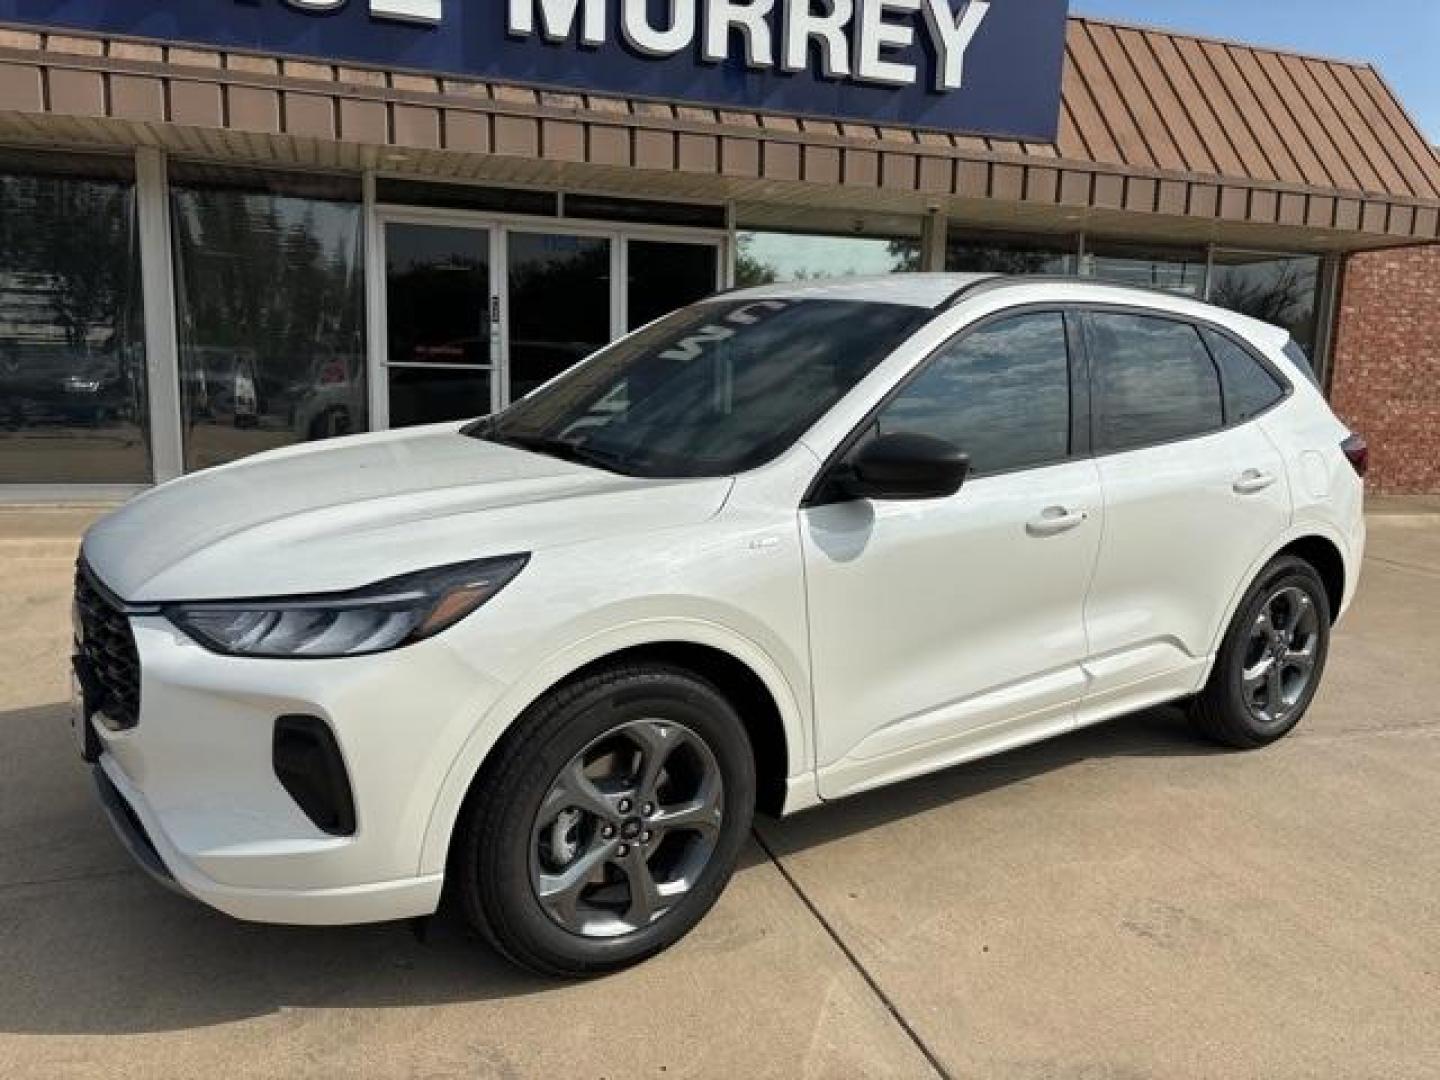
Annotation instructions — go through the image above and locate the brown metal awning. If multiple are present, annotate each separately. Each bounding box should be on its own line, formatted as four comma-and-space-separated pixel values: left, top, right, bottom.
1, 16, 1437, 247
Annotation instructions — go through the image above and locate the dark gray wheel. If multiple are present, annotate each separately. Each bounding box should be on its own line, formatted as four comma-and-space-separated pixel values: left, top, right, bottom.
453, 663, 754, 976
531, 718, 724, 938
1190, 555, 1331, 748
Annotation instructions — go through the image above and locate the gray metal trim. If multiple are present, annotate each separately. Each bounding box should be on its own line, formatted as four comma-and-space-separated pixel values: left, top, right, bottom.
135, 147, 184, 483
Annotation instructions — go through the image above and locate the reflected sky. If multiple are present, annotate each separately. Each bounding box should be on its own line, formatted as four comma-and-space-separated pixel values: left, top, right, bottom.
738, 231, 919, 282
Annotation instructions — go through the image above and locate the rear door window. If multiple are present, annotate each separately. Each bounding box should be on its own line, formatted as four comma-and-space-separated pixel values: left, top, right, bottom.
1086, 312, 1223, 453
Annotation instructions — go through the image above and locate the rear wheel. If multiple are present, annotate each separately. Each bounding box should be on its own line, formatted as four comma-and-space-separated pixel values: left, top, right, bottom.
453, 663, 755, 976
1190, 556, 1331, 748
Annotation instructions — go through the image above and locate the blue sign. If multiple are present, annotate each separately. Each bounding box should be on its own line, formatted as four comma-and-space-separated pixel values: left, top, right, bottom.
0, 0, 1069, 140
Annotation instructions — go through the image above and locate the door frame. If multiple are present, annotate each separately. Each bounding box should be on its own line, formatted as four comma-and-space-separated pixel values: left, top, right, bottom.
367, 199, 724, 431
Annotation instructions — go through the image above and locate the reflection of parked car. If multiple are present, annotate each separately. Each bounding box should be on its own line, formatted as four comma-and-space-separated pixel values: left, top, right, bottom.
184, 348, 260, 428
291, 355, 363, 441
0, 345, 133, 427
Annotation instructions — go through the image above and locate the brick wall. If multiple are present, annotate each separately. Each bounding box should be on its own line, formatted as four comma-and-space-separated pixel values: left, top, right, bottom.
1328, 243, 1440, 494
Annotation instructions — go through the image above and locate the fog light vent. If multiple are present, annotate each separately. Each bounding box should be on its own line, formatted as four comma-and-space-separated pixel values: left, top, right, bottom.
273, 715, 356, 837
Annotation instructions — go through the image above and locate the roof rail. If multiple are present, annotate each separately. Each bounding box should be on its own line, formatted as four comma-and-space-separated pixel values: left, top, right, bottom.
943, 273, 1208, 307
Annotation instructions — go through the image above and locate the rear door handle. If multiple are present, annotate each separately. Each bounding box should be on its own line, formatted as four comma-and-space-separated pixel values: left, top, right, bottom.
1233, 469, 1277, 495
1026, 506, 1088, 537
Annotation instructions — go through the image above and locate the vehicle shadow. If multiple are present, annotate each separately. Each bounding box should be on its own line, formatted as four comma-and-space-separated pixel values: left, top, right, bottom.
758, 701, 1228, 858
0, 698, 1223, 1036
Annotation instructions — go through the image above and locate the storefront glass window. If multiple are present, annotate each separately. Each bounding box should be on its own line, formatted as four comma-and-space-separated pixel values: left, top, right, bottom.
626, 240, 719, 330
1083, 240, 1207, 297
170, 169, 366, 472
734, 231, 921, 286
1207, 251, 1323, 360
0, 156, 148, 484
946, 230, 1078, 275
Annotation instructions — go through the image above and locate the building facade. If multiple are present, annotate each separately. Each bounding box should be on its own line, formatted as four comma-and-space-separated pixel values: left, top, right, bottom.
1, 3, 1438, 497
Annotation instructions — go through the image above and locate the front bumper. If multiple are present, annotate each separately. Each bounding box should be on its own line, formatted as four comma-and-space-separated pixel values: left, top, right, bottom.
84, 613, 504, 925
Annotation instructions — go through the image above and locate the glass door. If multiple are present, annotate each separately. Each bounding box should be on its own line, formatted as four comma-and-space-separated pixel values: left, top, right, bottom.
383, 221, 496, 426
504, 231, 612, 402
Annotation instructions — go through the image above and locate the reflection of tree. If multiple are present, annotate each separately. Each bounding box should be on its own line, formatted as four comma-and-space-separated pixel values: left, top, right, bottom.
887, 239, 922, 272
734, 233, 778, 288
947, 244, 1065, 275
1209, 260, 1313, 331
173, 191, 363, 391
0, 176, 134, 351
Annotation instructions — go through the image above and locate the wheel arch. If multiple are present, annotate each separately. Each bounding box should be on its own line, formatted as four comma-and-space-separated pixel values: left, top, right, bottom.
1204, 525, 1355, 671
1274, 534, 1345, 622
419, 623, 810, 876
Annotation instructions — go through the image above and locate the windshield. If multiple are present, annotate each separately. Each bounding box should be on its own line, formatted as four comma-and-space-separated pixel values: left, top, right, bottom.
471, 298, 930, 478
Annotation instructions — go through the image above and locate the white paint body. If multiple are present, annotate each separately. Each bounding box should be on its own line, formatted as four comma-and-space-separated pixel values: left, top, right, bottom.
78, 276, 1365, 925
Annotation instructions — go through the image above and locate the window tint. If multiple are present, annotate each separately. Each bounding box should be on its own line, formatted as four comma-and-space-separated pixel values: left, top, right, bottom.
1088, 313, 1222, 452
875, 313, 1071, 474
1202, 328, 1286, 422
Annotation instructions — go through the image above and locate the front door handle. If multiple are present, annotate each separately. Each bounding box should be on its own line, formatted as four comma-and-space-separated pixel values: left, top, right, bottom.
1026, 506, 1088, 537
1233, 469, 1278, 495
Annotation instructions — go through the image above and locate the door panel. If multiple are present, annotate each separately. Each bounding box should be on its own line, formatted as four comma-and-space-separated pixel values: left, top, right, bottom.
626, 239, 720, 331
506, 231, 611, 402
1083, 425, 1290, 700
804, 461, 1103, 797
383, 222, 494, 426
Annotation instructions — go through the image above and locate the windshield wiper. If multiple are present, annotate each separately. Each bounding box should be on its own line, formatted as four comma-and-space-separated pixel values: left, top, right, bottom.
486, 431, 635, 476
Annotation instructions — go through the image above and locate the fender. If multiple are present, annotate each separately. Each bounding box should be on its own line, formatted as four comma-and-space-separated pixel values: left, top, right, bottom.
417, 615, 813, 876
1194, 521, 1356, 689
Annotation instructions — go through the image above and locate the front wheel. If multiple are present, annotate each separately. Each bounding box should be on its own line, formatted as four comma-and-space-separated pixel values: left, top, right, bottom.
1189, 555, 1332, 749
452, 664, 755, 976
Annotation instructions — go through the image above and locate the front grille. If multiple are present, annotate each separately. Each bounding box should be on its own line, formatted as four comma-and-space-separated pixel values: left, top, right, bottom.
74, 561, 142, 730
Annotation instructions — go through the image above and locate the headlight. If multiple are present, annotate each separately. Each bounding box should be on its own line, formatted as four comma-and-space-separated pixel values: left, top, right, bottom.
165, 555, 528, 658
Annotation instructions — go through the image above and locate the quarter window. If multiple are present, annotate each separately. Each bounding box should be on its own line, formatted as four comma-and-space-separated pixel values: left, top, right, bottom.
1088, 313, 1223, 452
1202, 328, 1286, 423
875, 312, 1071, 475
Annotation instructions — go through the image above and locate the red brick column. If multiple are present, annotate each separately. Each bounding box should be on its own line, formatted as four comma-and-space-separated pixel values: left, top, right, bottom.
1328, 243, 1440, 495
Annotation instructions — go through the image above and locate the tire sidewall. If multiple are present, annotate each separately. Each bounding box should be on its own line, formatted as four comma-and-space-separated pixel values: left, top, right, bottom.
1217, 557, 1332, 743
474, 668, 755, 973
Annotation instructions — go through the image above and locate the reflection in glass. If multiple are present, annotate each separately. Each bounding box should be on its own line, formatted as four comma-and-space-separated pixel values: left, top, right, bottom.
0, 166, 148, 484
627, 240, 718, 330
1208, 251, 1322, 359
385, 223, 493, 426
1084, 241, 1207, 296
484, 299, 928, 478
946, 231, 1077, 276
507, 232, 611, 401
1089, 313, 1223, 452
878, 314, 1071, 474
388, 366, 492, 430
734, 231, 921, 286
171, 178, 366, 471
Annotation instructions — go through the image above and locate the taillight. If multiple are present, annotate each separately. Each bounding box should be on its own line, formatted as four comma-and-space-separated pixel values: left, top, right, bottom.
1341, 434, 1369, 479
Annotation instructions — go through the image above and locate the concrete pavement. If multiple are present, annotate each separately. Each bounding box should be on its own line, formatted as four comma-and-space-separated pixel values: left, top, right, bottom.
0, 506, 1436, 1078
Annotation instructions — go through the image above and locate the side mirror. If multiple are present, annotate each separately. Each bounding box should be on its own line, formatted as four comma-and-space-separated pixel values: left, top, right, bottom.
842, 432, 970, 501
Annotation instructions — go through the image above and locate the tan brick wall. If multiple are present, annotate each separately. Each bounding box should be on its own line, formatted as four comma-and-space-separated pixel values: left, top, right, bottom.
1329, 244, 1440, 495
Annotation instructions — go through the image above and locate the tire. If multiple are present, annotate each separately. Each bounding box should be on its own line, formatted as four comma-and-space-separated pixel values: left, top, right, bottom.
1189, 555, 1332, 749
452, 663, 756, 977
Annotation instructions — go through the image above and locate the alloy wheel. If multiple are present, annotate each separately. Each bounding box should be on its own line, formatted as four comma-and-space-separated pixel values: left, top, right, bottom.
529, 719, 724, 938
1240, 585, 1321, 729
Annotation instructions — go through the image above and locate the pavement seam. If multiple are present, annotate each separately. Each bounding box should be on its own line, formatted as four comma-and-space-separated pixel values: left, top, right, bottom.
752, 826, 953, 1080
1364, 555, 1440, 580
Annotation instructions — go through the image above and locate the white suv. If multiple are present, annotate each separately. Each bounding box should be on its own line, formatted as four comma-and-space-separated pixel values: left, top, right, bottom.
72, 275, 1366, 975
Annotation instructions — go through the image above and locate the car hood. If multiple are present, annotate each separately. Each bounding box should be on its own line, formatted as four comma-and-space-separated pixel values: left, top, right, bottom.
83, 423, 733, 602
